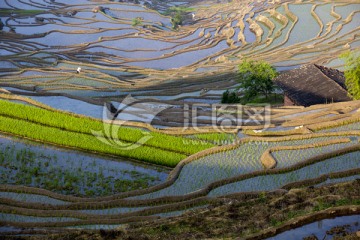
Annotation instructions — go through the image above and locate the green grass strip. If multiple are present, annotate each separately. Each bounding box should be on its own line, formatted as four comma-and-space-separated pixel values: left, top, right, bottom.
0, 9, 44, 16
0, 99, 213, 156
0, 115, 185, 167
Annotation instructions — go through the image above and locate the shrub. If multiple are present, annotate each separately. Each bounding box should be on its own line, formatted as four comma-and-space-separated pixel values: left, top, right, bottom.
342, 51, 360, 100
132, 17, 142, 27
221, 90, 240, 103
171, 12, 183, 29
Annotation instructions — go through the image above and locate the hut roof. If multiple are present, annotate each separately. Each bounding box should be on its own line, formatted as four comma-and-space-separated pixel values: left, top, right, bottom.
274, 64, 351, 107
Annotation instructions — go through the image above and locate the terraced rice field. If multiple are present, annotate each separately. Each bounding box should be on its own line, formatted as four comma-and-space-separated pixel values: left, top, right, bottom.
0, 98, 359, 232
0, 136, 168, 197
208, 151, 360, 197
0, 0, 359, 97
0, 0, 359, 236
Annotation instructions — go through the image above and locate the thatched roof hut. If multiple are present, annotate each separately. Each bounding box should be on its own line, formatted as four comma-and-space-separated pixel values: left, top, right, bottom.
274, 64, 351, 107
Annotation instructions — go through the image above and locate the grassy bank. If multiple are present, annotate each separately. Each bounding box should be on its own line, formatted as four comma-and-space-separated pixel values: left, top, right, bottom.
0, 9, 44, 16
0, 99, 213, 167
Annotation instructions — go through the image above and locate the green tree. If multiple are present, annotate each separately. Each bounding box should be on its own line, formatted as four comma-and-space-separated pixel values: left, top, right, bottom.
341, 51, 360, 100
237, 59, 278, 102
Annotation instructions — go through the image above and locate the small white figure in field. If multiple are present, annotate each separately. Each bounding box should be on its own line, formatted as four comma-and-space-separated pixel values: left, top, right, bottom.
294, 125, 303, 129
253, 129, 263, 133
192, 13, 196, 20
77, 67, 81, 74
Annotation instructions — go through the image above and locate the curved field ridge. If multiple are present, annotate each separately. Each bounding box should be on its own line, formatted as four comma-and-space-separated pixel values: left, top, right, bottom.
208, 151, 360, 197
0, 192, 69, 205
260, 138, 352, 169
